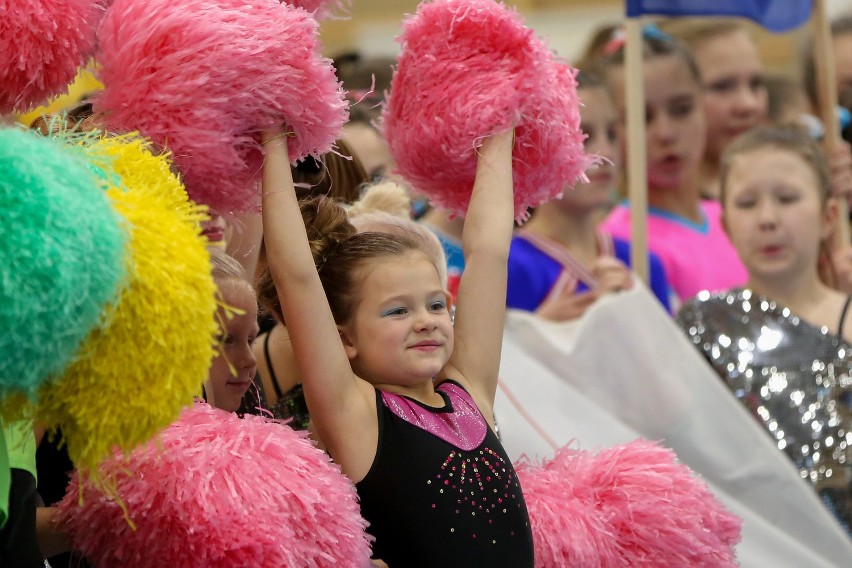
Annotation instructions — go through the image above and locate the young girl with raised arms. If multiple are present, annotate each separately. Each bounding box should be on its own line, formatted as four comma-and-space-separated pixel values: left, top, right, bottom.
677, 125, 852, 534
260, 127, 534, 566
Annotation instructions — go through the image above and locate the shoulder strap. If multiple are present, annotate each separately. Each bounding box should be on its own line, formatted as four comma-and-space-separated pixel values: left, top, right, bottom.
596, 230, 615, 257
515, 230, 598, 288
262, 332, 285, 398
838, 296, 852, 337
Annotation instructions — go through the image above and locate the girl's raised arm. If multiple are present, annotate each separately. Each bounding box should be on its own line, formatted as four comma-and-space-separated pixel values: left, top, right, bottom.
260, 128, 375, 468
442, 129, 514, 416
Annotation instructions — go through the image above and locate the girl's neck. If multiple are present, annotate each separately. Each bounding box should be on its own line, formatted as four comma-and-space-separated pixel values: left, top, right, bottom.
699, 161, 721, 200
373, 378, 444, 406
648, 180, 703, 224
746, 270, 831, 319
523, 205, 600, 265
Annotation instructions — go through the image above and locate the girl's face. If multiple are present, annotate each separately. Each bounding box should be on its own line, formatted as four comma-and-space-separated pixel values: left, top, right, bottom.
559, 85, 620, 212
631, 55, 706, 192
200, 212, 229, 244
206, 282, 259, 412
694, 30, 768, 162
723, 147, 834, 282
340, 252, 453, 387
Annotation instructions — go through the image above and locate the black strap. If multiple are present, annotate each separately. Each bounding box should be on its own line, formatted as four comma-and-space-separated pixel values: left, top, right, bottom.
839, 296, 852, 336
263, 332, 285, 398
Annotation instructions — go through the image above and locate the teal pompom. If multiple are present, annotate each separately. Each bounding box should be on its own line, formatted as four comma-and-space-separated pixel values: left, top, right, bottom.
0, 127, 126, 401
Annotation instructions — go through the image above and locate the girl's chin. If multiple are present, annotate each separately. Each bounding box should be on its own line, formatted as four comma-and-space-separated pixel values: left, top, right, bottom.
647, 177, 687, 193
577, 180, 614, 195
224, 393, 247, 412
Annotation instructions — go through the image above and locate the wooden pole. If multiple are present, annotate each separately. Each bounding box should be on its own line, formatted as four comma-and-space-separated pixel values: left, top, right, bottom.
625, 18, 649, 283
812, 0, 849, 246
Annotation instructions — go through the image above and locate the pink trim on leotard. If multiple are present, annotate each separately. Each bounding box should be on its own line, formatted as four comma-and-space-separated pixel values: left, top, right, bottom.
380, 381, 487, 451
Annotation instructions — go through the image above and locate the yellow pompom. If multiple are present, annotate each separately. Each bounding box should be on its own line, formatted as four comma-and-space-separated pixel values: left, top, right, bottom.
37, 133, 218, 478
16, 66, 103, 127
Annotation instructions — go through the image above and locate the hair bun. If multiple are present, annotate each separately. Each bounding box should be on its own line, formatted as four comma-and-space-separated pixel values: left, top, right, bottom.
300, 197, 356, 270
348, 181, 411, 219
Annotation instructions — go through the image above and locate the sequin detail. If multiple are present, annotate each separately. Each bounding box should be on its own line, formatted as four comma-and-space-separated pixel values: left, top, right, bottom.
678, 288, 852, 533
381, 382, 487, 451
356, 381, 535, 565
428, 447, 526, 538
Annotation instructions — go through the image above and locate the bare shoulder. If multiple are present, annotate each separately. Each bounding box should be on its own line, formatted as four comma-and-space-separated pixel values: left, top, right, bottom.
320, 376, 381, 483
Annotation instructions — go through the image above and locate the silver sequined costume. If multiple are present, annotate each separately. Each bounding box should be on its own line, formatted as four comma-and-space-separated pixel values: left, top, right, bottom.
677, 288, 852, 534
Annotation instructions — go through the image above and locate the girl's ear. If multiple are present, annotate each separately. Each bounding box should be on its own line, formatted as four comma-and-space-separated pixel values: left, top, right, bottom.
338, 325, 357, 360
822, 196, 840, 241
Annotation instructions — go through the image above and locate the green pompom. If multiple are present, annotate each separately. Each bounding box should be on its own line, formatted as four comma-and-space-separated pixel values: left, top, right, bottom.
0, 127, 127, 400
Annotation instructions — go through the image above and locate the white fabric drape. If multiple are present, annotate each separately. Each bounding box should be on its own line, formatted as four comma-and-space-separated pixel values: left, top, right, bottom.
495, 282, 852, 567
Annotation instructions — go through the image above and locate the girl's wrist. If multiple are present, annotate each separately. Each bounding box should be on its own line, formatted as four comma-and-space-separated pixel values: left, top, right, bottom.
261, 130, 294, 146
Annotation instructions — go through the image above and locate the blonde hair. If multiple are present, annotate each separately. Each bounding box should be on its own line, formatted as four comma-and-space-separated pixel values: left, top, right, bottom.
209, 247, 254, 297
719, 125, 832, 205
348, 182, 449, 288
719, 125, 836, 286
256, 183, 450, 324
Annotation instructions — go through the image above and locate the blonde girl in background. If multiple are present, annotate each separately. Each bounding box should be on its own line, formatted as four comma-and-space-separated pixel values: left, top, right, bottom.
204, 247, 259, 413
677, 125, 852, 534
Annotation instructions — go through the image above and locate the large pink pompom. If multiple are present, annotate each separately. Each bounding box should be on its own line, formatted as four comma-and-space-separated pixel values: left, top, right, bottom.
93, 0, 348, 213
56, 403, 372, 568
515, 440, 742, 567
0, 0, 104, 114
381, 0, 593, 221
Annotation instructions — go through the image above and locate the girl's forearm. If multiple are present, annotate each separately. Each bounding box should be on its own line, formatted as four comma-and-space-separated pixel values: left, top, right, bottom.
260, 129, 316, 283
446, 129, 514, 394
463, 129, 515, 258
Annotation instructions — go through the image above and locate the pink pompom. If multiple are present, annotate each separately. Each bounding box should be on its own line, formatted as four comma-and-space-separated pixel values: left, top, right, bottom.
0, 0, 104, 114
381, 0, 594, 221
56, 403, 372, 568
94, 0, 348, 213
515, 440, 742, 567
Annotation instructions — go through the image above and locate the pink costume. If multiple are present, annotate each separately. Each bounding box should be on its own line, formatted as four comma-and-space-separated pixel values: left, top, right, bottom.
600, 200, 747, 303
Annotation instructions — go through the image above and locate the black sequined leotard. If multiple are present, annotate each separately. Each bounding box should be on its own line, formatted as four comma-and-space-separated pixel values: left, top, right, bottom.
355, 380, 534, 567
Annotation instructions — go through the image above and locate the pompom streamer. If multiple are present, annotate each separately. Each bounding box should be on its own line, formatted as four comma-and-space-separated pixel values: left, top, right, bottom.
381, 0, 595, 221
92, 0, 348, 213
0, 0, 105, 114
515, 440, 742, 567
0, 126, 126, 405
57, 403, 373, 568
36, 131, 218, 477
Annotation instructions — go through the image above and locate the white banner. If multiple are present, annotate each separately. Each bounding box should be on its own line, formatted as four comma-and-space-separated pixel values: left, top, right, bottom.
496, 282, 852, 567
